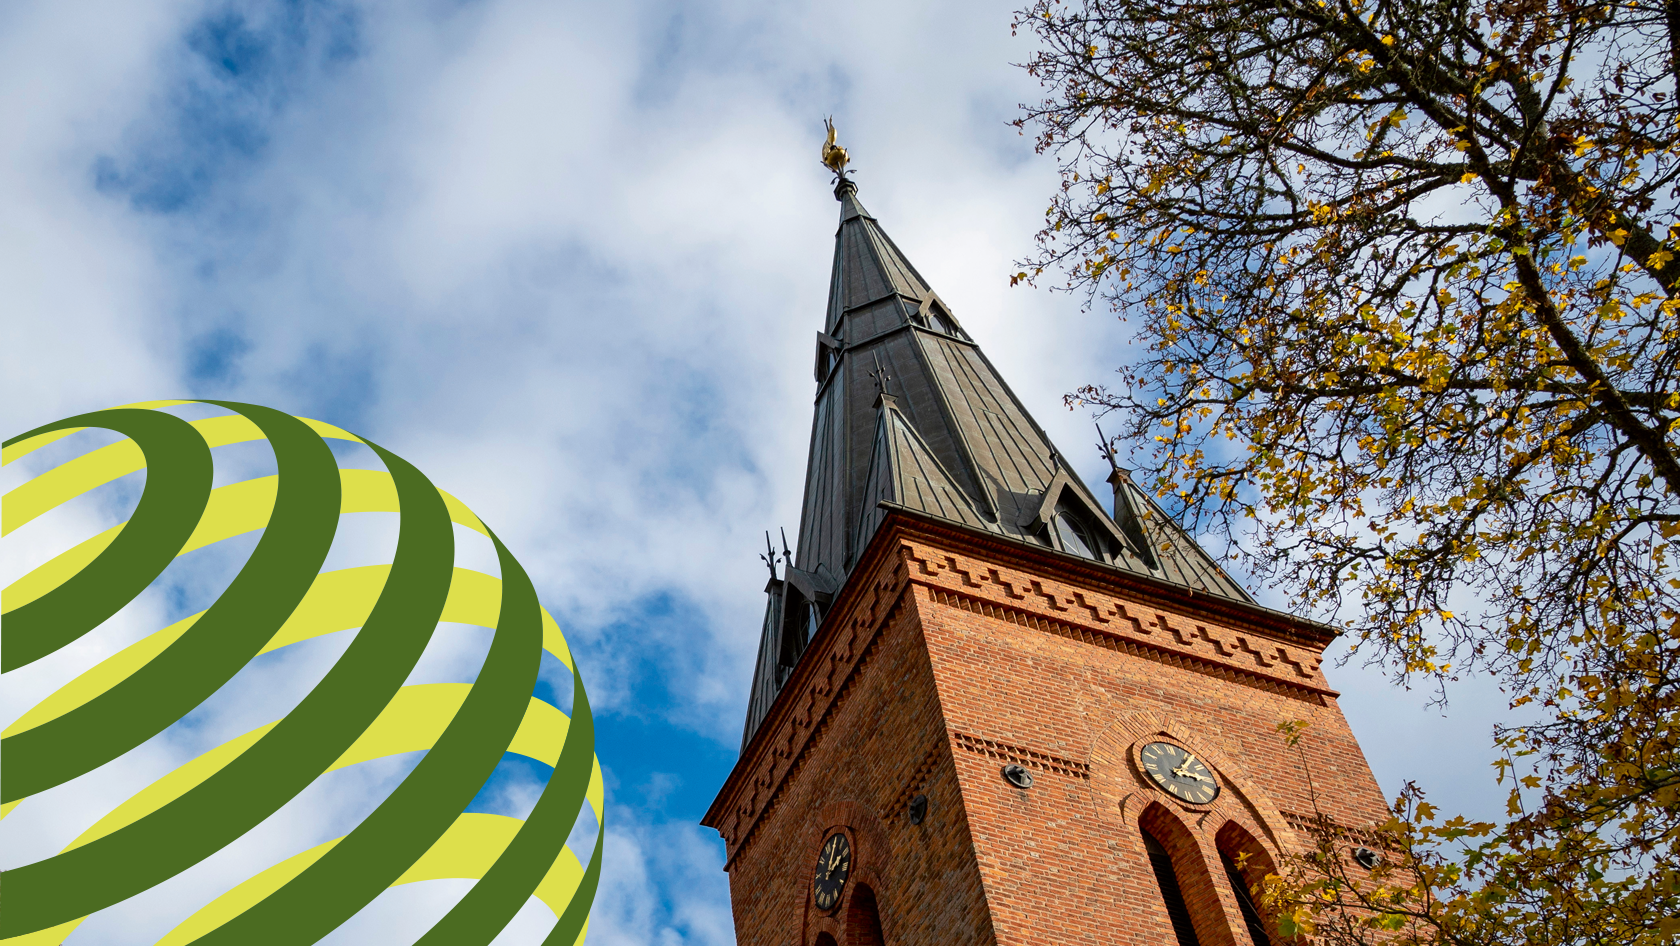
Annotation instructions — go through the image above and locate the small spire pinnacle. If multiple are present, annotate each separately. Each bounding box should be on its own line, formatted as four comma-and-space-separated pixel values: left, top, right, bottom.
780, 528, 794, 568
760, 531, 779, 581
1095, 422, 1133, 481
1095, 422, 1128, 478
869, 352, 899, 408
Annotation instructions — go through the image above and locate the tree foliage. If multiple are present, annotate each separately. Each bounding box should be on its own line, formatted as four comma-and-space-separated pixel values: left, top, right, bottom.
1013, 0, 1680, 941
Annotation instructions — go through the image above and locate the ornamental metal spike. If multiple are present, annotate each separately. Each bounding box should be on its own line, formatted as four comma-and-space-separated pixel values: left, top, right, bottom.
760, 531, 779, 581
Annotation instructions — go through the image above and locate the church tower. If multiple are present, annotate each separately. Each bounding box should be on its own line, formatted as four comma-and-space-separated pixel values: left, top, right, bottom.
702, 170, 1390, 946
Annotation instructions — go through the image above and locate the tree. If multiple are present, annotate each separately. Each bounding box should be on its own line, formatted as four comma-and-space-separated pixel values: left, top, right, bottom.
1012, 0, 1680, 941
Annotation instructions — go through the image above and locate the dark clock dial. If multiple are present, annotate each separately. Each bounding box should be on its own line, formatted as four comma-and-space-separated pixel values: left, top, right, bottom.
812, 832, 852, 912
1140, 741, 1220, 804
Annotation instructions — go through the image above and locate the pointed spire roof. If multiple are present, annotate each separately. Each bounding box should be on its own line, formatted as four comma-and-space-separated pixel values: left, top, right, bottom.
740, 171, 1250, 747
825, 180, 932, 334
790, 177, 1248, 600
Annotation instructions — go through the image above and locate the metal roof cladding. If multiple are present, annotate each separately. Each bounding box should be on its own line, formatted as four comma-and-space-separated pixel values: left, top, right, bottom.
741, 173, 1251, 747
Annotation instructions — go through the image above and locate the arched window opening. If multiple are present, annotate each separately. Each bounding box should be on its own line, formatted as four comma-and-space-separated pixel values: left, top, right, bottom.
844, 884, 886, 946
914, 298, 959, 337
1217, 821, 1279, 946
1221, 852, 1272, 946
814, 932, 839, 946
777, 588, 813, 685
807, 600, 823, 643
1142, 829, 1203, 946
1053, 500, 1102, 561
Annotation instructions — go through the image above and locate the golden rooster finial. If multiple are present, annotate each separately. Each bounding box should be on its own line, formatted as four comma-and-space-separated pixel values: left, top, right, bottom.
821, 117, 850, 179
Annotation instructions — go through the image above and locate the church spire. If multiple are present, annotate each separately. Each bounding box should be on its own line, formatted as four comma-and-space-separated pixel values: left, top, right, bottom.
797, 174, 1249, 596
740, 148, 1251, 747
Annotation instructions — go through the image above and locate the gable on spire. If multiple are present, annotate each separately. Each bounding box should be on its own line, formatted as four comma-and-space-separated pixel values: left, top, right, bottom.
853, 392, 988, 557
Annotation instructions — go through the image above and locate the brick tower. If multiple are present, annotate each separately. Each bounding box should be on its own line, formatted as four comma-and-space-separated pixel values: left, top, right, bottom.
701, 171, 1390, 946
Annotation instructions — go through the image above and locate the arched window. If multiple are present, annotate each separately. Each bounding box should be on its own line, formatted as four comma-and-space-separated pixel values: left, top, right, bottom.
916, 299, 959, 336
1142, 829, 1203, 946
1217, 822, 1279, 946
1220, 852, 1271, 946
844, 884, 886, 946
1053, 500, 1101, 561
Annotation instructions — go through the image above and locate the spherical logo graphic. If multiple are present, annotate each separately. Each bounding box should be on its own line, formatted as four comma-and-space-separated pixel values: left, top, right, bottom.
1, 401, 601, 945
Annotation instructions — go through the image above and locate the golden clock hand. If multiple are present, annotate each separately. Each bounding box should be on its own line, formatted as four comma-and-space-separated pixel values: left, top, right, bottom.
1181, 754, 1216, 780
1171, 764, 1214, 783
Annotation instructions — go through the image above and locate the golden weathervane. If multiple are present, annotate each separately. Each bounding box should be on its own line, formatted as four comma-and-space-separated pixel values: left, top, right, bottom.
821, 117, 850, 178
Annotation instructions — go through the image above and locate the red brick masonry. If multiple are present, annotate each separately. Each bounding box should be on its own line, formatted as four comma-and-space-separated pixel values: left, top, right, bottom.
703, 508, 1391, 946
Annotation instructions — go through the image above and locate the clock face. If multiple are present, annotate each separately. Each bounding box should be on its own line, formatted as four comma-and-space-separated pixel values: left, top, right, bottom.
812, 832, 852, 913
1139, 741, 1220, 804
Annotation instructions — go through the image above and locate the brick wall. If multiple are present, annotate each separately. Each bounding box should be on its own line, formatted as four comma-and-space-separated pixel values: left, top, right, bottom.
705, 510, 1391, 946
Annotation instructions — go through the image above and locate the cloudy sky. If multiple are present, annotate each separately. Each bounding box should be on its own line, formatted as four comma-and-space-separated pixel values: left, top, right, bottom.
1, 1, 1518, 943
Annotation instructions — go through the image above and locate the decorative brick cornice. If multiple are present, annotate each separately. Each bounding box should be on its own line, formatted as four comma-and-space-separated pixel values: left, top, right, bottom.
702, 523, 915, 863
1278, 809, 1389, 849
900, 540, 1336, 698
882, 502, 1337, 650
952, 730, 1091, 780
713, 592, 901, 865
928, 586, 1329, 703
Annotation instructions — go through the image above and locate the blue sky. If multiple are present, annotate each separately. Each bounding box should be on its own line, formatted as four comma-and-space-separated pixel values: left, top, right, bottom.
2, 1, 1521, 943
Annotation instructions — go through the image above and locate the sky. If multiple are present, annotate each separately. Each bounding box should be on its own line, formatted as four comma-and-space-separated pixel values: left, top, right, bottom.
1, 1, 1522, 943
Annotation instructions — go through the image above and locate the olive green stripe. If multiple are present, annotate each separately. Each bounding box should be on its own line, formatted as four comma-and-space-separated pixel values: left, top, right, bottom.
2, 404, 341, 802
1, 409, 212, 672
544, 818, 605, 946
0, 409, 167, 448
194, 488, 542, 945
413, 547, 598, 946
0, 435, 454, 937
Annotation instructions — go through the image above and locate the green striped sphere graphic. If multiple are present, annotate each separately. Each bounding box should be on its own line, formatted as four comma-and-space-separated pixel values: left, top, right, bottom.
1, 401, 601, 945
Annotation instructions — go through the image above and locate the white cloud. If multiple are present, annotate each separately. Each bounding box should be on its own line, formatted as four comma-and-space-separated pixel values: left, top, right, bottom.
0, 0, 195, 423
587, 809, 734, 946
